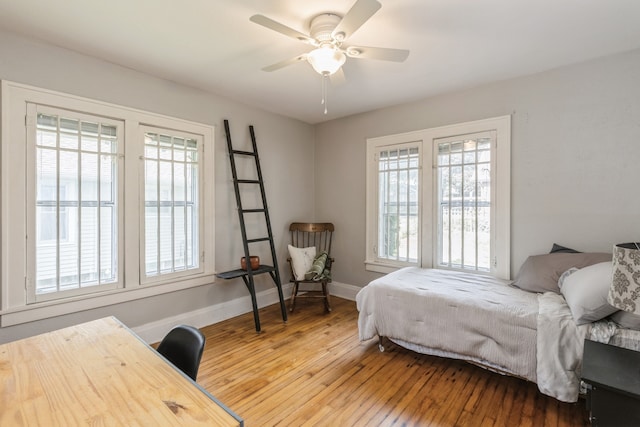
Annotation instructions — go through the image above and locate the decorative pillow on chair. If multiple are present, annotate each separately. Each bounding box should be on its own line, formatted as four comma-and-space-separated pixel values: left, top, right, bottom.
560, 261, 618, 325
513, 252, 612, 294
305, 251, 330, 281
288, 245, 316, 281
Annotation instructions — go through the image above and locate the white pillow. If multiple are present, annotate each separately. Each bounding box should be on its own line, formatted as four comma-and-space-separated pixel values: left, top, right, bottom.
560, 261, 617, 325
288, 245, 316, 281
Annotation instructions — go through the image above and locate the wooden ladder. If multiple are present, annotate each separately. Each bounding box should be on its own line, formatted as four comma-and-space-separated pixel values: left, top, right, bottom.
216, 120, 288, 332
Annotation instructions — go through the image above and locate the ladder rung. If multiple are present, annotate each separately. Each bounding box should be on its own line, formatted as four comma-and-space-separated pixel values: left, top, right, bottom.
232, 150, 256, 156
241, 209, 266, 214
247, 237, 271, 244
237, 179, 260, 184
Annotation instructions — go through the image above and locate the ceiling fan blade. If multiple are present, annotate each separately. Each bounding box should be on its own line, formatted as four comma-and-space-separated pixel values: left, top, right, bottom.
344, 45, 410, 62
250, 14, 315, 45
331, 0, 381, 41
262, 54, 308, 72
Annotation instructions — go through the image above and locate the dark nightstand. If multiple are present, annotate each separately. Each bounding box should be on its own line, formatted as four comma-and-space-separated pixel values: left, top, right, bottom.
581, 339, 640, 426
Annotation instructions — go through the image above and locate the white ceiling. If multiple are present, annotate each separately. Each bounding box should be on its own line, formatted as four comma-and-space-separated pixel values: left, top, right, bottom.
1, 0, 640, 124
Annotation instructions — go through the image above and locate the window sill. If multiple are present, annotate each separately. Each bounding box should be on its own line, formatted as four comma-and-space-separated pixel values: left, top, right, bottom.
0, 274, 216, 327
364, 260, 415, 274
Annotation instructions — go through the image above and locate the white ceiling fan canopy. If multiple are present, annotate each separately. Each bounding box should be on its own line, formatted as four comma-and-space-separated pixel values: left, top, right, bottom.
309, 13, 342, 43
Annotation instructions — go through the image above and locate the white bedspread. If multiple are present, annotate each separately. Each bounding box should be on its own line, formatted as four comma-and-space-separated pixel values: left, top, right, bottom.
356, 267, 589, 402
536, 292, 589, 402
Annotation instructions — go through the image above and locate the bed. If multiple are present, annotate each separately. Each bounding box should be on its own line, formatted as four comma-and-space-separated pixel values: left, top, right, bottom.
356, 251, 640, 403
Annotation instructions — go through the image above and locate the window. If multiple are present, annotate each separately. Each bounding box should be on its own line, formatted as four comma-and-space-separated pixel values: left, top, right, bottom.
1, 81, 215, 326
366, 116, 510, 279
435, 132, 494, 272
376, 145, 420, 264
141, 128, 202, 281
30, 108, 122, 302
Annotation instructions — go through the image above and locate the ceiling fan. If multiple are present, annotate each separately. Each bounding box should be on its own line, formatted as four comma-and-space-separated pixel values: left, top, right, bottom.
250, 0, 409, 114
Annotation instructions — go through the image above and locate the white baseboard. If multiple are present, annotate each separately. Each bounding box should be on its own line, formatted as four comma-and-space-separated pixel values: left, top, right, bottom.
329, 281, 360, 301
133, 281, 359, 344
133, 282, 293, 343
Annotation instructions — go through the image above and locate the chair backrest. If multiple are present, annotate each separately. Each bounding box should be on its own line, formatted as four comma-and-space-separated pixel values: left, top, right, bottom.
289, 222, 334, 257
156, 325, 206, 381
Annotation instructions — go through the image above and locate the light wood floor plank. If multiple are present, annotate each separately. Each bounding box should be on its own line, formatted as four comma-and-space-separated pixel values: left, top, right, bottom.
195, 297, 589, 426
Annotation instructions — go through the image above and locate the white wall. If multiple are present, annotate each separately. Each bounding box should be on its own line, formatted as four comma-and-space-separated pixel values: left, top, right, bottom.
315, 48, 640, 287
0, 30, 315, 342
3, 29, 640, 342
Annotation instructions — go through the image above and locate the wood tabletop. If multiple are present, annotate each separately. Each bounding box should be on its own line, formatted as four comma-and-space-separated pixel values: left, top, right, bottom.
0, 316, 243, 426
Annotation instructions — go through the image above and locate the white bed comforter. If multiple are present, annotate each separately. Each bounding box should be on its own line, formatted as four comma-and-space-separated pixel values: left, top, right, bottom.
356, 267, 588, 402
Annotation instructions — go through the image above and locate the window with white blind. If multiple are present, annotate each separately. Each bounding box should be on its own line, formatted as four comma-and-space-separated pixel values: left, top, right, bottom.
435, 132, 495, 273
366, 116, 510, 279
29, 107, 122, 303
141, 128, 202, 282
375, 144, 420, 264
1, 81, 215, 326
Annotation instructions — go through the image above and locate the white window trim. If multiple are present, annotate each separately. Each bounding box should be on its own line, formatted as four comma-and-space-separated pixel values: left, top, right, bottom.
0, 81, 216, 327
365, 115, 511, 279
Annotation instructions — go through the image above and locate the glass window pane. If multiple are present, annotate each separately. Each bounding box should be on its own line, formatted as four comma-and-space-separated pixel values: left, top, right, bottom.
100, 155, 115, 203
376, 145, 419, 263
174, 207, 186, 271
100, 206, 116, 283
436, 133, 493, 272
174, 163, 185, 202
80, 206, 98, 286
37, 122, 58, 147
159, 161, 172, 202
159, 206, 173, 273
81, 153, 98, 202
143, 128, 201, 279
37, 113, 57, 131
159, 134, 172, 160
33, 111, 119, 297
145, 206, 159, 276
58, 205, 79, 290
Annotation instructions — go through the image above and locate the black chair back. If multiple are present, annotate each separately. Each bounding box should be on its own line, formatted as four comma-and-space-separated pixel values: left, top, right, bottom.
157, 325, 205, 381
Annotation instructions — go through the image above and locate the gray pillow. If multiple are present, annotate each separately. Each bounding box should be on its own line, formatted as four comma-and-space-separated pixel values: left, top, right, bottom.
513, 252, 612, 294
610, 311, 640, 330
549, 243, 580, 254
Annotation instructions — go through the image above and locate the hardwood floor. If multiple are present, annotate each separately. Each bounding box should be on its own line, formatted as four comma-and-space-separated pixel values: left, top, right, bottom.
197, 297, 589, 426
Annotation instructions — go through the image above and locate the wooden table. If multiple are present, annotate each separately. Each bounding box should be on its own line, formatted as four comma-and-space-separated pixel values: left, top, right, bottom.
0, 317, 243, 426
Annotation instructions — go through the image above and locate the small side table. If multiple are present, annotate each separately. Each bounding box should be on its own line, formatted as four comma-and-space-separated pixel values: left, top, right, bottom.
581, 339, 640, 426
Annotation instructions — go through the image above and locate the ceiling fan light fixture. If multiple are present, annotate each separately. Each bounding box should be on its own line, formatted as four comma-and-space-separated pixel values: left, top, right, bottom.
307, 45, 346, 75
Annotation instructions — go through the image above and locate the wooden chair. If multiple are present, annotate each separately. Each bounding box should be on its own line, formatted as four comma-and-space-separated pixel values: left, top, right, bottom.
287, 222, 335, 312
157, 325, 206, 381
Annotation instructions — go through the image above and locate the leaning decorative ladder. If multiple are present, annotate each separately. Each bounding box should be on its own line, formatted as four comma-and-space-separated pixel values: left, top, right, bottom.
216, 119, 288, 332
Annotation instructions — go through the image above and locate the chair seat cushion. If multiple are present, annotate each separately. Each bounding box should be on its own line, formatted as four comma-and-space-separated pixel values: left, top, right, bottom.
288, 244, 316, 280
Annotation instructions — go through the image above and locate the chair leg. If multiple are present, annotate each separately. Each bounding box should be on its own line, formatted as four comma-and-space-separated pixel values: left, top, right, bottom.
289, 281, 299, 312
322, 281, 332, 312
